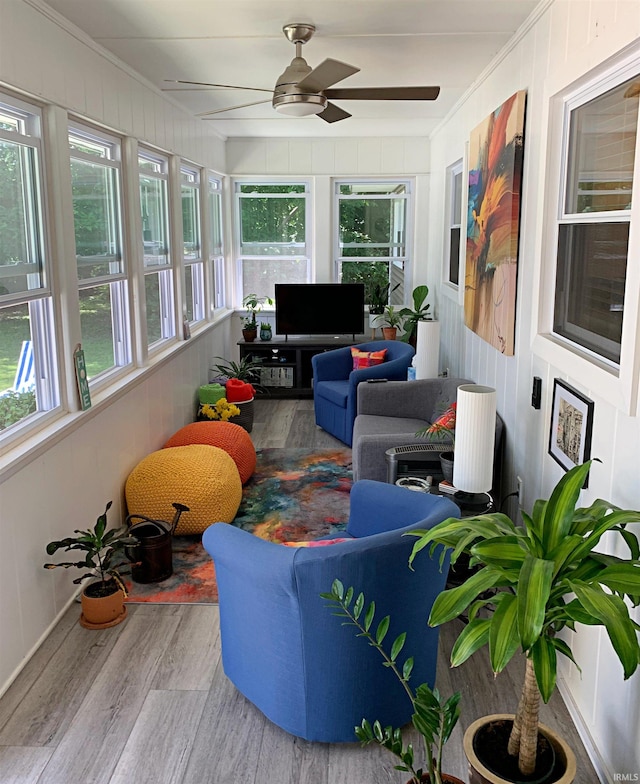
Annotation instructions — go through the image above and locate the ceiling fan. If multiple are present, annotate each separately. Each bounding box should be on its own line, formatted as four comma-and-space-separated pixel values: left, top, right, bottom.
164, 23, 440, 124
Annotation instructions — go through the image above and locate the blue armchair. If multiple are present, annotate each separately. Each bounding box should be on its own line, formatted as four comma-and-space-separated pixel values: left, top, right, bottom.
311, 340, 415, 446
201, 480, 459, 743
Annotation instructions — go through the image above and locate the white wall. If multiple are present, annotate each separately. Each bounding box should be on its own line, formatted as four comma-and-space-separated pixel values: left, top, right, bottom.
226, 137, 431, 286
427, 1, 640, 780
0, 0, 232, 693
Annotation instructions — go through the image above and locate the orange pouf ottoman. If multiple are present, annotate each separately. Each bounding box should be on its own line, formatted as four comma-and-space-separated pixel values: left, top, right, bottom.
163, 421, 256, 484
125, 444, 242, 535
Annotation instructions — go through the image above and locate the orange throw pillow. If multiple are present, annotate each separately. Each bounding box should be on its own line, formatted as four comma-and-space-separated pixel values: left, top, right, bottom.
351, 347, 387, 370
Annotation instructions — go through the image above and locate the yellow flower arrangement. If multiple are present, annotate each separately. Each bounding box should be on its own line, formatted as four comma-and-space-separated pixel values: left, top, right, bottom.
199, 397, 241, 421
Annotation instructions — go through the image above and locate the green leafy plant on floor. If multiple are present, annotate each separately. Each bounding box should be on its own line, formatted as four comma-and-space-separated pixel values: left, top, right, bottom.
44, 501, 138, 597
211, 355, 263, 384
408, 459, 640, 777
399, 285, 431, 343
322, 579, 461, 784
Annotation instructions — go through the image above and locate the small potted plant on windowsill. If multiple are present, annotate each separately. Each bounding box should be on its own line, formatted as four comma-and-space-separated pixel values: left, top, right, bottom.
241, 293, 273, 342
44, 501, 138, 629
323, 580, 464, 784
381, 304, 404, 340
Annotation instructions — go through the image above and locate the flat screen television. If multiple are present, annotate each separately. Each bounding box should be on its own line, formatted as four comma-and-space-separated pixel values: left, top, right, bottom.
275, 283, 365, 338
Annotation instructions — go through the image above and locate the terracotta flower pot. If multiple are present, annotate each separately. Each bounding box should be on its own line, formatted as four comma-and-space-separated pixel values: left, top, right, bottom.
242, 328, 257, 343
80, 582, 127, 629
409, 773, 466, 784
463, 715, 576, 784
382, 326, 397, 340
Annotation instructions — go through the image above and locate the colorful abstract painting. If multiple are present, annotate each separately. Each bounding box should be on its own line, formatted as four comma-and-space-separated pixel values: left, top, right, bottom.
465, 90, 526, 355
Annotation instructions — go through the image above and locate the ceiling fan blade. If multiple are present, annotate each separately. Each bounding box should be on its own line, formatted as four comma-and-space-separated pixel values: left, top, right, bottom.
318, 102, 352, 124
297, 59, 360, 93
163, 79, 273, 94
198, 99, 273, 117
324, 86, 440, 101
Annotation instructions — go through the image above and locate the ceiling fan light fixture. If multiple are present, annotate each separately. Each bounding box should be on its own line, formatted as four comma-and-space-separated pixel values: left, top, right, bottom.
273, 93, 327, 117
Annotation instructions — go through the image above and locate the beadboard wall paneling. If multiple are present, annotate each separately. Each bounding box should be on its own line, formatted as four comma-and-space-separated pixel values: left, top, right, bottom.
0, 0, 230, 696
427, 1, 640, 779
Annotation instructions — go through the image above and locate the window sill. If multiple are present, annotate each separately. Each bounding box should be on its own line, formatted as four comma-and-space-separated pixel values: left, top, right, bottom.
0, 310, 233, 483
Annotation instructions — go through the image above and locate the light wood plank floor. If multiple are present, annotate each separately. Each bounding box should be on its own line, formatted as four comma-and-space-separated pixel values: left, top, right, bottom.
0, 400, 600, 784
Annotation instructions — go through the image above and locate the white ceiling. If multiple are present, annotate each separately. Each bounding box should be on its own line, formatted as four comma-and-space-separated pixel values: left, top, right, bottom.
43, 0, 540, 139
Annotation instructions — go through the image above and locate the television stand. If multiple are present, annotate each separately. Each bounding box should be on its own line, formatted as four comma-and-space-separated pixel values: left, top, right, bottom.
239, 336, 361, 398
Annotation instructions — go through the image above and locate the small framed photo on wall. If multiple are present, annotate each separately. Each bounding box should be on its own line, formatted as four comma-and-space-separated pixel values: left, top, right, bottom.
549, 379, 594, 485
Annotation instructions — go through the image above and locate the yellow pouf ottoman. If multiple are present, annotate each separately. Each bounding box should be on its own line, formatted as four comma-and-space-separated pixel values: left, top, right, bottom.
163, 421, 256, 485
125, 444, 242, 535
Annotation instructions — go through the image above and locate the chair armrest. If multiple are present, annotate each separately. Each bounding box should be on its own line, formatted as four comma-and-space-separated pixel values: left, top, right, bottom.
311, 346, 353, 382
346, 479, 460, 537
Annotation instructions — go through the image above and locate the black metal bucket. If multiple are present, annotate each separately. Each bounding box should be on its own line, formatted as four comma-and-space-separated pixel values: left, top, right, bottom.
126, 503, 189, 584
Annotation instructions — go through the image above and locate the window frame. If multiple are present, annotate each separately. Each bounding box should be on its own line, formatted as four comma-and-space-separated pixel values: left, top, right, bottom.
233, 178, 311, 304
208, 173, 226, 312
333, 178, 412, 308
138, 147, 175, 349
68, 120, 132, 387
443, 160, 463, 294
181, 163, 205, 325
535, 48, 640, 415
0, 91, 60, 446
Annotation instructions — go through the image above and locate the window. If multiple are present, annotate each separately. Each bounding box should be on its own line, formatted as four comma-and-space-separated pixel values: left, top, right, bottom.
444, 162, 463, 288
336, 180, 410, 308
235, 181, 310, 301
139, 149, 174, 348
554, 74, 638, 365
0, 94, 59, 435
208, 175, 225, 310
69, 123, 131, 381
181, 165, 204, 324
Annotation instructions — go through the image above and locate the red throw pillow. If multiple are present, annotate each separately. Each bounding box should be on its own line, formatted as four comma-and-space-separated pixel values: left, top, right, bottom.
351, 347, 387, 370
283, 538, 350, 548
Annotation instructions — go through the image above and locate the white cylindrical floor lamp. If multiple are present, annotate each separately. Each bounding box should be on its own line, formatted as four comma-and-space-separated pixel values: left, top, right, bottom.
415, 320, 440, 380
452, 384, 496, 510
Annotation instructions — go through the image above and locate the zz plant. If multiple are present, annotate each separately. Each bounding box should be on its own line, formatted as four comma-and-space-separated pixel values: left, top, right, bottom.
409, 460, 640, 778
323, 579, 461, 784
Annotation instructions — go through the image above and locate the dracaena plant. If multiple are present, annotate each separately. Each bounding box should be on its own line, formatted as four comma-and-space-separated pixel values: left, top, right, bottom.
408, 459, 640, 778
322, 580, 461, 784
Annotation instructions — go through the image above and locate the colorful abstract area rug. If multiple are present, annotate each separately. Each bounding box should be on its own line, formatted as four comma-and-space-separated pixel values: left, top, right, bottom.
124, 447, 352, 604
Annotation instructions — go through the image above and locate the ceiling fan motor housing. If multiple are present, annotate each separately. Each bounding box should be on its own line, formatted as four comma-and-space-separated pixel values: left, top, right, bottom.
272, 56, 328, 115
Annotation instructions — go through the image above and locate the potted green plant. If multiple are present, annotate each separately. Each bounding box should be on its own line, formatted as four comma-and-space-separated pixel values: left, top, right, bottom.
241, 293, 273, 342
409, 459, 640, 784
260, 321, 272, 341
44, 501, 138, 629
323, 580, 464, 784
382, 304, 404, 340
399, 285, 432, 346
210, 354, 265, 432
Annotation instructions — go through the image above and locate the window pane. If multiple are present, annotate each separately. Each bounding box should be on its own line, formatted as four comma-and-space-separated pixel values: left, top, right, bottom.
565, 77, 638, 214
209, 187, 223, 256
242, 258, 308, 301
240, 184, 305, 194
341, 261, 390, 305
140, 175, 169, 268
453, 171, 463, 222
182, 186, 200, 260
240, 195, 306, 253
449, 227, 461, 286
184, 264, 195, 322
0, 140, 44, 295
554, 222, 628, 362
145, 272, 163, 345
339, 198, 406, 248
71, 159, 123, 279
339, 183, 407, 196
79, 285, 115, 378
0, 303, 37, 431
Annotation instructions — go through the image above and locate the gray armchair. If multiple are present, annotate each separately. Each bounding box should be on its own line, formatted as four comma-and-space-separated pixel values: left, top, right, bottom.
352, 377, 503, 485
